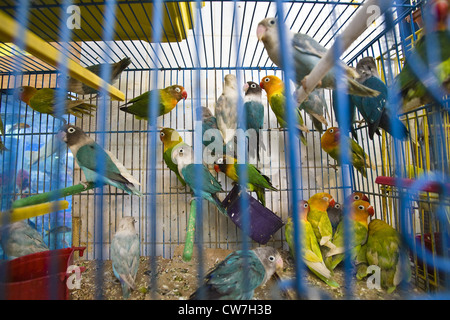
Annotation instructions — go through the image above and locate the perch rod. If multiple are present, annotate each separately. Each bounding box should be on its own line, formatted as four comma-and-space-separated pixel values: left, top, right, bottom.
183, 198, 198, 262
0, 200, 69, 225
296, 0, 392, 105
0, 10, 125, 101
11, 182, 99, 209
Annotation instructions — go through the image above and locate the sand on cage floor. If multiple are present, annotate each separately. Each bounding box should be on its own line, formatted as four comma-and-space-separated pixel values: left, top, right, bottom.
69, 245, 419, 300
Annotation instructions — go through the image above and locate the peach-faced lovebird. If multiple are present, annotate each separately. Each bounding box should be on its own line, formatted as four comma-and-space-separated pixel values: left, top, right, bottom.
120, 84, 187, 120
171, 142, 227, 215
60, 125, 142, 196
111, 216, 140, 299
307, 192, 336, 250
15, 86, 97, 120
260, 75, 308, 145
0, 220, 49, 260
326, 200, 374, 270
189, 247, 283, 300
321, 127, 375, 178
215, 74, 239, 145
356, 219, 411, 293
214, 155, 277, 207
62, 57, 131, 95
256, 18, 380, 97
285, 200, 340, 288
160, 128, 186, 187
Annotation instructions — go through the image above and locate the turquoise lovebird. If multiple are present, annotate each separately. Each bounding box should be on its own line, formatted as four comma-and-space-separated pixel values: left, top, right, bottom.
111, 216, 140, 299
256, 18, 380, 97
60, 125, 142, 196
189, 247, 283, 300
243, 81, 265, 159
171, 142, 227, 215
0, 220, 49, 260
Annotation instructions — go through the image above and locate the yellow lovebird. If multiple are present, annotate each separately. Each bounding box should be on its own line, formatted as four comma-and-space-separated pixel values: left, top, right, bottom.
307, 192, 336, 250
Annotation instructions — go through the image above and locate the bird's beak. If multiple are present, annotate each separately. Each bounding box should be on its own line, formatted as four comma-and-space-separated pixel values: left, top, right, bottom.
214, 164, 220, 173
243, 83, 249, 93
181, 90, 188, 100
57, 130, 67, 143
256, 23, 266, 41
275, 255, 284, 273
328, 198, 336, 208
259, 81, 264, 89
367, 205, 375, 216
334, 131, 340, 142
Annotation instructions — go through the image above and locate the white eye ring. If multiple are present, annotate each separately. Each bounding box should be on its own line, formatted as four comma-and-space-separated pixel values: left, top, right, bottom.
251, 83, 256, 88
303, 203, 308, 208
323, 197, 329, 202
268, 255, 275, 262
160, 131, 165, 137
329, 128, 334, 133
335, 204, 341, 209
175, 87, 181, 93
217, 158, 223, 164
264, 78, 270, 82
354, 195, 360, 200
358, 205, 364, 210
68, 127, 76, 134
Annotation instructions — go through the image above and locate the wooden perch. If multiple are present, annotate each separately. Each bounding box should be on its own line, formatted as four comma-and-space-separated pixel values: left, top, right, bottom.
0, 10, 125, 101
11, 182, 99, 209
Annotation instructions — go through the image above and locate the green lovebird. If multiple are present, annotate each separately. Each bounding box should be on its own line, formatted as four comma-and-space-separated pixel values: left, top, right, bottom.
259, 75, 308, 146
171, 142, 227, 215
356, 219, 411, 293
120, 84, 187, 120
15, 86, 97, 120
326, 200, 374, 270
160, 128, 186, 186
189, 247, 283, 300
60, 124, 142, 196
62, 57, 132, 96
321, 127, 375, 178
285, 200, 340, 288
213, 155, 277, 207
307, 192, 336, 250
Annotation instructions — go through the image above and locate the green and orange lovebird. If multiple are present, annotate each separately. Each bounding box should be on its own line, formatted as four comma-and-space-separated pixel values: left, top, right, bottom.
160, 128, 186, 187
214, 155, 277, 207
321, 127, 375, 178
120, 84, 187, 120
259, 75, 308, 145
326, 200, 374, 270
285, 200, 340, 288
15, 86, 97, 120
307, 192, 336, 250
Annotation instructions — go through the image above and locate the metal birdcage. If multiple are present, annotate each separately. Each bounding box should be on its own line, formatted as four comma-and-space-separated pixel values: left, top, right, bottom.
0, 0, 449, 301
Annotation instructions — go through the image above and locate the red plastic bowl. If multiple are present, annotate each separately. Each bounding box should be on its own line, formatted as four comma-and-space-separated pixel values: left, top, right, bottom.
0, 246, 86, 300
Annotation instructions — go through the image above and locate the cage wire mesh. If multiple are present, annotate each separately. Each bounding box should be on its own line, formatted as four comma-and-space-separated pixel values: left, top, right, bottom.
0, 0, 449, 300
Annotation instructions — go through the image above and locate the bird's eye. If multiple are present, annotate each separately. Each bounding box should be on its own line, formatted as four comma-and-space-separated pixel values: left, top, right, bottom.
67, 127, 76, 134
18, 87, 24, 93
268, 255, 275, 262
323, 197, 329, 202
358, 205, 364, 210
251, 83, 256, 88
179, 148, 184, 154
264, 77, 270, 82
303, 203, 308, 208
335, 204, 341, 209
175, 87, 181, 93
354, 195, 360, 200
329, 128, 334, 133
160, 131, 165, 137
65, 75, 71, 80
269, 19, 276, 25
217, 158, 223, 164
